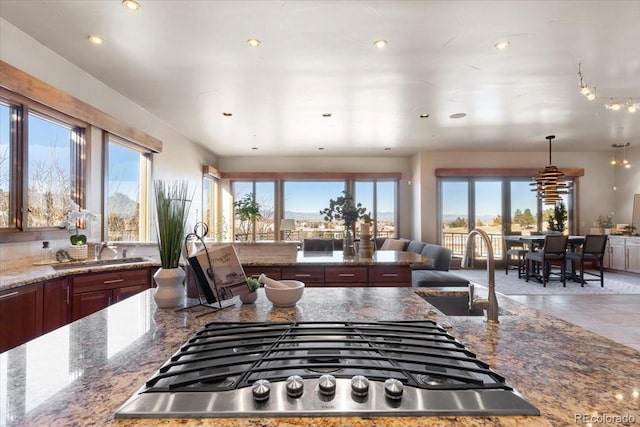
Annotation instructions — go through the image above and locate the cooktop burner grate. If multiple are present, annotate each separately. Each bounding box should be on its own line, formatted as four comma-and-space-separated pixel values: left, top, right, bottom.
116, 320, 540, 418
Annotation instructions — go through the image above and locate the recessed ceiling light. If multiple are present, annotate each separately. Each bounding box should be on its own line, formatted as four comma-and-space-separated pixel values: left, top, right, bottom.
122, 0, 141, 11
222, 112, 233, 117
87, 34, 104, 45
318, 147, 325, 151
322, 113, 332, 117
449, 113, 467, 119
494, 40, 510, 50
247, 38, 261, 47
419, 113, 430, 118
251, 147, 258, 150
373, 39, 387, 49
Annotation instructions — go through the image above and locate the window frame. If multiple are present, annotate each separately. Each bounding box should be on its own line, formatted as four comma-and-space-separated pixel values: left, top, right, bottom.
0, 88, 88, 242
104, 133, 152, 242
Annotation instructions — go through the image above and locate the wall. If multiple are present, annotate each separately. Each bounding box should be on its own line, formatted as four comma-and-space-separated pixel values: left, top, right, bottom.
412, 150, 619, 243
0, 19, 217, 262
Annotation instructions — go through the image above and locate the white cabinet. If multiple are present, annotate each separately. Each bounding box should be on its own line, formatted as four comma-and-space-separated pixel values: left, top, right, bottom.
627, 239, 640, 274
606, 237, 640, 273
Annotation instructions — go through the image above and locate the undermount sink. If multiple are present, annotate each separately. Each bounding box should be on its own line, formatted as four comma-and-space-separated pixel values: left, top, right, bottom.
51, 257, 149, 270
421, 294, 513, 317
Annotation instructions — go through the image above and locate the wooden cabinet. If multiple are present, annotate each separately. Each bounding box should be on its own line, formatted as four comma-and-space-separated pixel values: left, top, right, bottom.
0, 284, 43, 353
281, 266, 325, 287
244, 265, 413, 287
368, 266, 412, 287
42, 278, 71, 334
71, 268, 151, 321
325, 266, 368, 287
243, 266, 281, 280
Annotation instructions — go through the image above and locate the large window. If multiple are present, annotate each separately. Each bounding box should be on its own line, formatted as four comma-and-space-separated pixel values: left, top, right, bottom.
439, 176, 574, 258
0, 92, 86, 236
232, 181, 275, 241
355, 180, 397, 239
283, 181, 345, 239
106, 136, 150, 241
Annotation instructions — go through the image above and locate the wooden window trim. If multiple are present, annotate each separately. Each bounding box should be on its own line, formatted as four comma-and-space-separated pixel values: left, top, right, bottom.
435, 168, 584, 177
0, 61, 162, 153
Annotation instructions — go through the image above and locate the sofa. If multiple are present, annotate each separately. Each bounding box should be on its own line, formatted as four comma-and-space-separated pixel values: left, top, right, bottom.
378, 238, 470, 288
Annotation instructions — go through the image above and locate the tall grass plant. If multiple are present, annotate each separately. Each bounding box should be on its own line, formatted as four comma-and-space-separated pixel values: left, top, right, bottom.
154, 180, 192, 269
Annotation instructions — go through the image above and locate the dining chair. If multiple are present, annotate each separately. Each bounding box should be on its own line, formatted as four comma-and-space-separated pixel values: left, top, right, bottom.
565, 235, 608, 287
302, 238, 334, 252
504, 232, 527, 278
525, 235, 569, 286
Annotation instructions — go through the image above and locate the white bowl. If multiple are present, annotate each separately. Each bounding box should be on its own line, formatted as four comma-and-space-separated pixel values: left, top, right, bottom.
264, 280, 305, 307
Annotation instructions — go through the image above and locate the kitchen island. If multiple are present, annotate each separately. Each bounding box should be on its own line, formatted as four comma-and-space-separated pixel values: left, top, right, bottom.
1, 287, 638, 427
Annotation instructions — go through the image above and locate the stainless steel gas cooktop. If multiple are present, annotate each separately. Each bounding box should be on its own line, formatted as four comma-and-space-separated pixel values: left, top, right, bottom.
116, 320, 539, 418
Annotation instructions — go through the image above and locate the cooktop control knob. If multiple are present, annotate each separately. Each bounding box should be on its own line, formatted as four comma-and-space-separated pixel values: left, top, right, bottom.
351, 375, 370, 396
318, 374, 337, 396
252, 379, 271, 402
286, 375, 304, 398
384, 378, 404, 400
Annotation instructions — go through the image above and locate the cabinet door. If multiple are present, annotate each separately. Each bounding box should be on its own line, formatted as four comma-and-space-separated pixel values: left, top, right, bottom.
0, 284, 43, 352
325, 267, 368, 287
43, 278, 71, 334
609, 239, 626, 271
113, 284, 149, 303
627, 240, 640, 273
368, 266, 412, 287
602, 242, 611, 269
72, 290, 111, 321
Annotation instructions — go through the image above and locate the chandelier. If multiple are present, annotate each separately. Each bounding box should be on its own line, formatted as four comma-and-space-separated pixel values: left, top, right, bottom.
530, 135, 571, 205
610, 143, 631, 168
578, 63, 639, 113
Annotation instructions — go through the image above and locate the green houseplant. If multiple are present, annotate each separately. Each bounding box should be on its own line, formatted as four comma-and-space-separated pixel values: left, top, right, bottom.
233, 193, 262, 241
547, 200, 567, 233
320, 190, 371, 256
153, 180, 192, 308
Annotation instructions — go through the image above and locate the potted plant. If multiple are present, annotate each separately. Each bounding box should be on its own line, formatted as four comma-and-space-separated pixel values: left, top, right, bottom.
546, 200, 567, 234
60, 200, 96, 260
233, 193, 262, 241
153, 180, 192, 308
320, 190, 370, 256
596, 214, 614, 234
240, 277, 260, 304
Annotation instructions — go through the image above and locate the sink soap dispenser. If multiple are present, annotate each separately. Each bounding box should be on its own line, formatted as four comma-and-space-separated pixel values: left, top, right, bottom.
41, 241, 52, 263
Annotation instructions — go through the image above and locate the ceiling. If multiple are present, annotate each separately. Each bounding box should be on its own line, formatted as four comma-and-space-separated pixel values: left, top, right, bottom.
1, 0, 639, 157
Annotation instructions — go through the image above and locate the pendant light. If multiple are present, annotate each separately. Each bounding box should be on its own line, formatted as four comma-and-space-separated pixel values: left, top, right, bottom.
530, 135, 571, 205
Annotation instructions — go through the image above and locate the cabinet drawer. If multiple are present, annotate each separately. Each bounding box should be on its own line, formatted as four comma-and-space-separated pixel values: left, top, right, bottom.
73, 268, 149, 294
243, 266, 281, 280
368, 266, 411, 283
281, 266, 324, 283
325, 267, 368, 283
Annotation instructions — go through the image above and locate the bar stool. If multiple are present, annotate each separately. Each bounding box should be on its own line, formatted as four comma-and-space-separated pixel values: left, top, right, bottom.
504, 233, 527, 278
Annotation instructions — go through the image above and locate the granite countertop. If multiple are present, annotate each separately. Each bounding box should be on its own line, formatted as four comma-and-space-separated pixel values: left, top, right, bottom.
0, 249, 428, 292
1, 287, 638, 427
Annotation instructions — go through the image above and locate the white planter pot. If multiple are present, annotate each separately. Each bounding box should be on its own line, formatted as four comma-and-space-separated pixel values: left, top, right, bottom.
153, 267, 186, 308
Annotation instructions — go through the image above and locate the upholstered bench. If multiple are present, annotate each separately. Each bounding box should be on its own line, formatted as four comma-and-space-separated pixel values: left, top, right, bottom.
379, 238, 470, 288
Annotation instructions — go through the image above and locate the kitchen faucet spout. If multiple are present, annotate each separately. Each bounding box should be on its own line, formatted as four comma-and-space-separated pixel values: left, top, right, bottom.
462, 229, 499, 324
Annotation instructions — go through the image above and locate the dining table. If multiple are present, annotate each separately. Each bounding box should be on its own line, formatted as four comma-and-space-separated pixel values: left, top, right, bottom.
503, 234, 586, 283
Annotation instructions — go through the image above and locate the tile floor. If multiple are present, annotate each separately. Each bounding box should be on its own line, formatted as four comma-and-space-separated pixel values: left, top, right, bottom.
507, 293, 640, 352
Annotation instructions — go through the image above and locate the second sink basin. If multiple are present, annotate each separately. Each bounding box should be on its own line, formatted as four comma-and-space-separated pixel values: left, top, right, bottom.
51, 257, 150, 270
